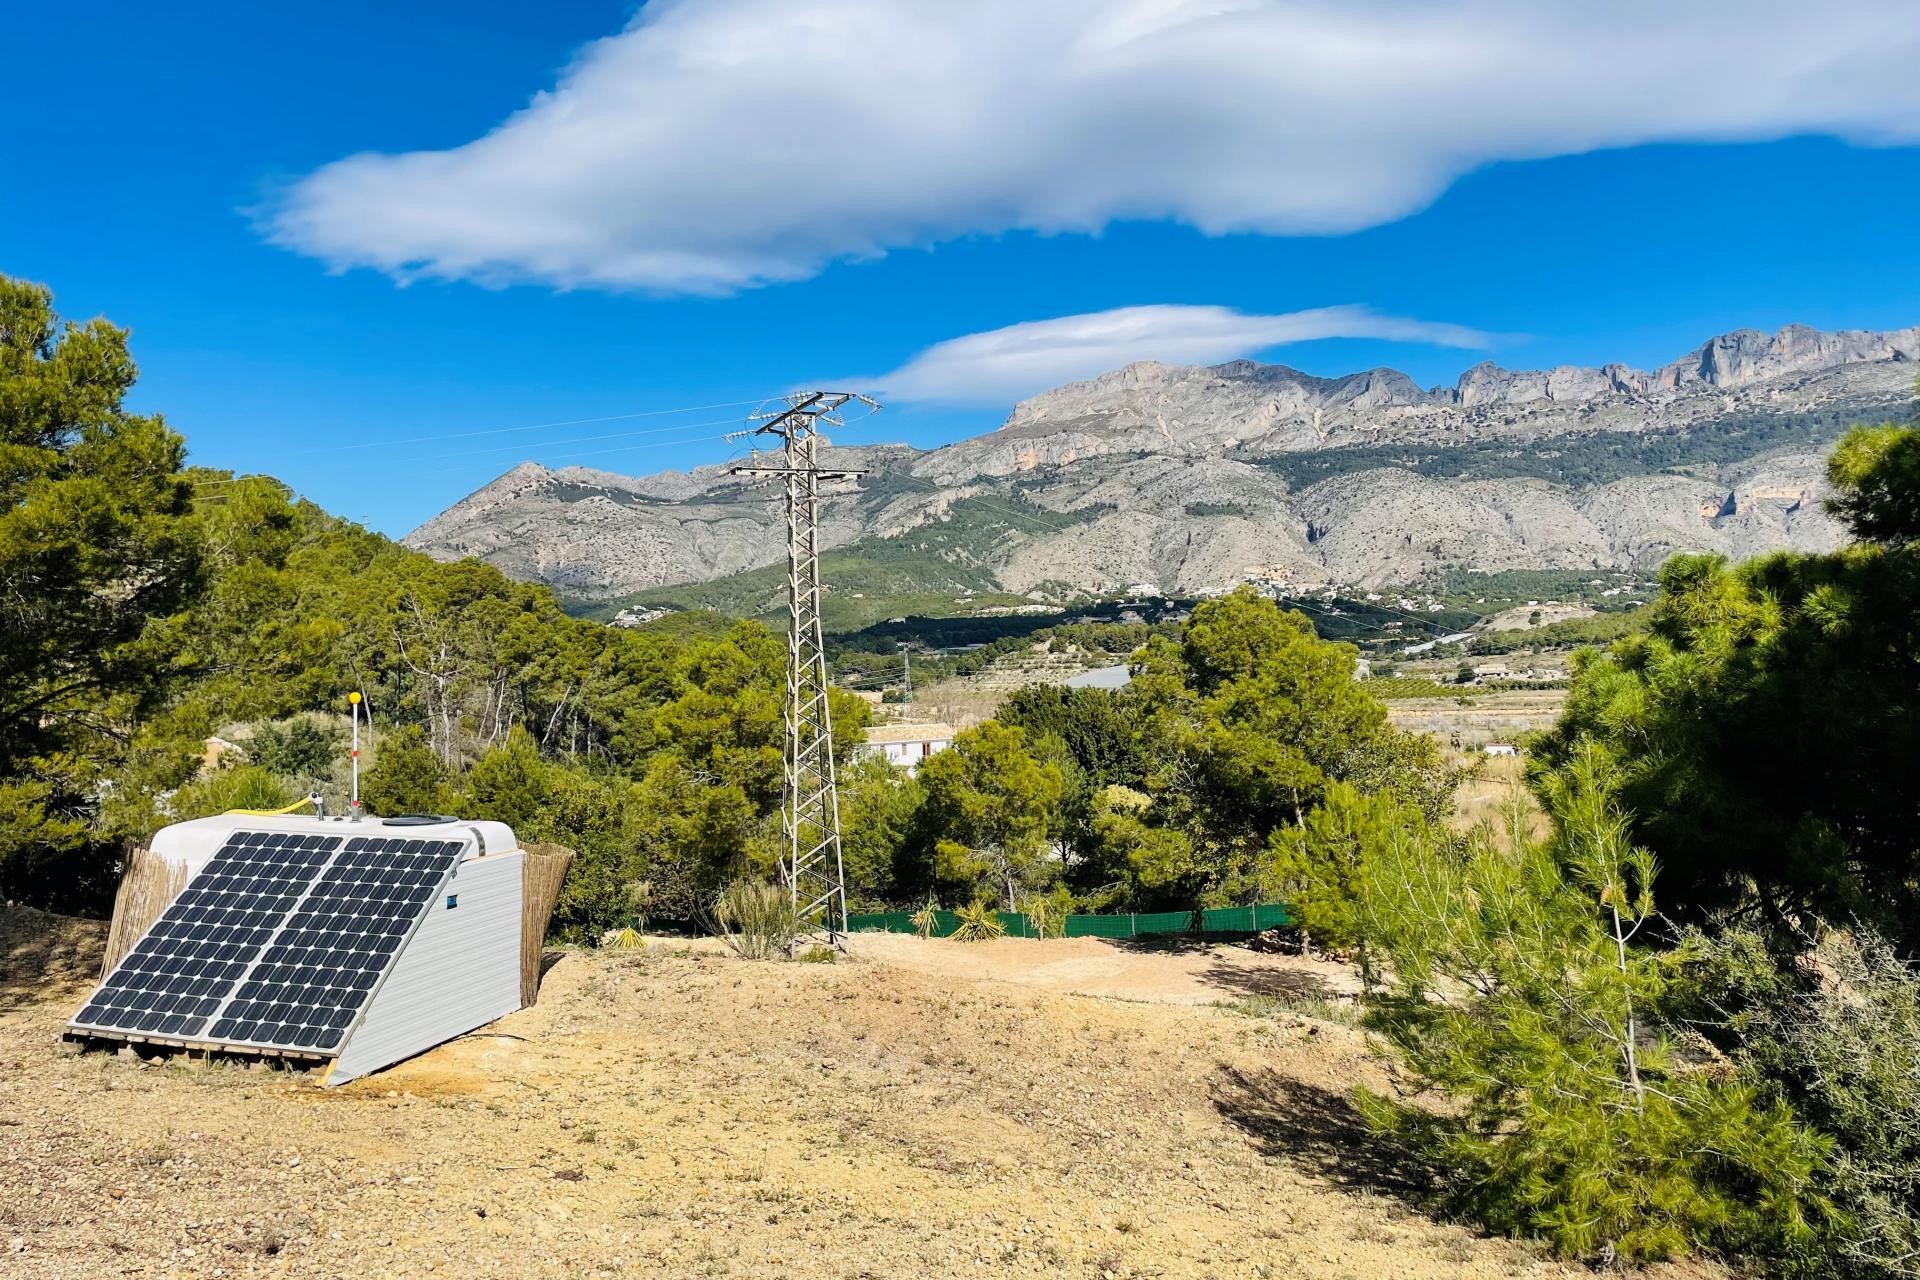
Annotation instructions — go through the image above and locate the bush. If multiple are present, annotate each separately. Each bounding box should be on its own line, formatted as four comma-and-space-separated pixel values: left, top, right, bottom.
712, 879, 802, 960
359, 725, 456, 817
171, 765, 301, 820
1685, 927, 1920, 1279
246, 715, 342, 783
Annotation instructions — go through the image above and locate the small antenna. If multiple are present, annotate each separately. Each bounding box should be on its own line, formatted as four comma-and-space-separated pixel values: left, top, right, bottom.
348, 691, 362, 822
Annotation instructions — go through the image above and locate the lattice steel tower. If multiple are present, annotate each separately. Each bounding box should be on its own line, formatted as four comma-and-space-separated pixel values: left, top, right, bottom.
730, 392, 878, 947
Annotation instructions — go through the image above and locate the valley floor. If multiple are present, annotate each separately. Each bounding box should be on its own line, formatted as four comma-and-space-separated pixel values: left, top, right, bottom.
1, 906, 1711, 1280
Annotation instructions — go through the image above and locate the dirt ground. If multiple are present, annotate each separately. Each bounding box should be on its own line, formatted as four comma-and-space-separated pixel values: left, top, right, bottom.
847, 932, 1364, 1006
1, 905, 1712, 1280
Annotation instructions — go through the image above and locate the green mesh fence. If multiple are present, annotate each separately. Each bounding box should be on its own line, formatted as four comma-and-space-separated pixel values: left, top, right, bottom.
846, 902, 1291, 939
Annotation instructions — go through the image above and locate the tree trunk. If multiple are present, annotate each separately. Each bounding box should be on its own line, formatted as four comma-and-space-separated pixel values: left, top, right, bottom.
1611, 903, 1645, 1113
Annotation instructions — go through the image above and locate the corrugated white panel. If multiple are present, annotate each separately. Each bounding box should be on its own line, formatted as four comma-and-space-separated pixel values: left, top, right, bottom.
328, 850, 525, 1085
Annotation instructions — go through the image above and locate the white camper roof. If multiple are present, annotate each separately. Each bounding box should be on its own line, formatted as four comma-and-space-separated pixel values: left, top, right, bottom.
150, 813, 519, 878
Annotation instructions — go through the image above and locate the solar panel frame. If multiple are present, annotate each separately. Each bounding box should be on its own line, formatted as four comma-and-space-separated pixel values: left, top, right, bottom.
68, 828, 473, 1059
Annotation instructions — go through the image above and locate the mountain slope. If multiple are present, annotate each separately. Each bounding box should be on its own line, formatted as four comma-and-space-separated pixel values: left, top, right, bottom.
405, 323, 1916, 606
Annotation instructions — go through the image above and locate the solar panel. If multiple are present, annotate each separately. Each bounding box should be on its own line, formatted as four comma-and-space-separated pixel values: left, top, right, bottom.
70, 830, 468, 1056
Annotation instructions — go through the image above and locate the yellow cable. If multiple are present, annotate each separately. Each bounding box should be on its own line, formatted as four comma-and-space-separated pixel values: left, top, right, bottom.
222, 797, 314, 817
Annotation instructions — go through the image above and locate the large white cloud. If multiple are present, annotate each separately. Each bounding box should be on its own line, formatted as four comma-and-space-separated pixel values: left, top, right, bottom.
265, 0, 1920, 294
862, 304, 1491, 405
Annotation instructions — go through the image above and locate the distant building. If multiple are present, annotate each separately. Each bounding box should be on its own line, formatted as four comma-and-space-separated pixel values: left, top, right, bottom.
976, 603, 1058, 616
858, 722, 956, 775
611, 605, 676, 628
1472, 662, 1512, 681
1484, 743, 1519, 757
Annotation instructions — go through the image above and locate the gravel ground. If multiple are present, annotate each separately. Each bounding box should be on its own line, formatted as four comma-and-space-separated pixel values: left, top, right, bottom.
1, 905, 1715, 1280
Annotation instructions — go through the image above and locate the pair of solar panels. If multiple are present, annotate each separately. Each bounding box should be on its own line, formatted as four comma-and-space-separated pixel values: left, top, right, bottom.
71, 829, 466, 1057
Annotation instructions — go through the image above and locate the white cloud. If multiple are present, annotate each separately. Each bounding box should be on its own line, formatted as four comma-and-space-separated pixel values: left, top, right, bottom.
862, 304, 1491, 405
265, 0, 1920, 294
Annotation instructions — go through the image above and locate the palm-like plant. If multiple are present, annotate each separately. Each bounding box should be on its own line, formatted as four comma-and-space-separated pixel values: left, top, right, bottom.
950, 900, 1006, 943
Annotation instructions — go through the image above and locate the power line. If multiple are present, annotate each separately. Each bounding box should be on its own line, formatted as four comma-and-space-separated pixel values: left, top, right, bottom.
331, 398, 770, 451
388, 416, 745, 465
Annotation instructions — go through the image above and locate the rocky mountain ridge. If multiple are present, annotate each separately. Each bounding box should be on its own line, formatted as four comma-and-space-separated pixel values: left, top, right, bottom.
404, 323, 1917, 606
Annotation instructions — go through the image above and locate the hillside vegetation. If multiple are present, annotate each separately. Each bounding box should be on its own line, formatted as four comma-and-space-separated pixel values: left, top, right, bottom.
1259, 400, 1881, 489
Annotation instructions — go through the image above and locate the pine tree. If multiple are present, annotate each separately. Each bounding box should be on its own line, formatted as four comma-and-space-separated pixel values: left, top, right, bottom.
0, 276, 202, 905
1357, 744, 1827, 1264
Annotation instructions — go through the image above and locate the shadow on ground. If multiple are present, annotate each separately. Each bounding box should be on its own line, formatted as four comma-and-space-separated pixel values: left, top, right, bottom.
1, 905, 107, 1012
1213, 1064, 1438, 1209
1196, 959, 1338, 1001
1102, 931, 1262, 956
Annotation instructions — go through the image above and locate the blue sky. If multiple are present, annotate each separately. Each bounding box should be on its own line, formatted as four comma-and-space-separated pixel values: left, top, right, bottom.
4, 2, 1918, 536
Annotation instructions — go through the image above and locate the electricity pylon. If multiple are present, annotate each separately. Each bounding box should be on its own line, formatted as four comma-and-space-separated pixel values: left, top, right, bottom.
729, 391, 879, 948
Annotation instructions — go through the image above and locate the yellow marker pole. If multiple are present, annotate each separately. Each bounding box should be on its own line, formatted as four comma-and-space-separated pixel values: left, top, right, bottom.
348, 691, 362, 821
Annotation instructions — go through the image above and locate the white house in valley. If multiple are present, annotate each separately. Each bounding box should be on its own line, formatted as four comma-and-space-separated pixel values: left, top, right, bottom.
858, 722, 957, 775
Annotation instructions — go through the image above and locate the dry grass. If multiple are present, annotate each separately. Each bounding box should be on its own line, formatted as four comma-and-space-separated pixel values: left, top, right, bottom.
97, 845, 186, 978
1449, 752, 1551, 839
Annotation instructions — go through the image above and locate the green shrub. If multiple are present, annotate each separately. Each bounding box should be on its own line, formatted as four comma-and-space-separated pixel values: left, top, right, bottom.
1684, 927, 1920, 1279
712, 879, 802, 960
359, 725, 456, 817
246, 715, 341, 783
170, 765, 301, 820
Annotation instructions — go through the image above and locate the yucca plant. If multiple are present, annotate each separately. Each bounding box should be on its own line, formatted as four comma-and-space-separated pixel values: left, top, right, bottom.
1018, 892, 1068, 940
950, 900, 1005, 943
606, 926, 646, 951
910, 897, 941, 940
712, 879, 804, 960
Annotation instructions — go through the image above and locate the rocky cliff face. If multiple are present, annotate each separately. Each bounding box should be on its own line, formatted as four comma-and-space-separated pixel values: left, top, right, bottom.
404, 324, 1916, 601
